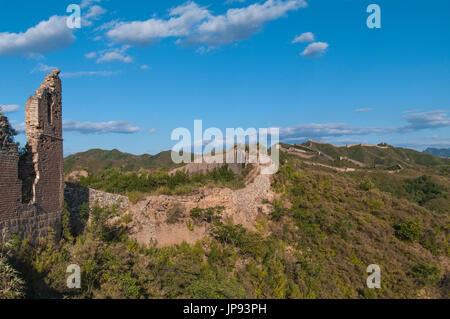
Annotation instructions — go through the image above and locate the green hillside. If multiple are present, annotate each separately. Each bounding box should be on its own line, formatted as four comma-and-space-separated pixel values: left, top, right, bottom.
293, 141, 450, 169
64, 148, 180, 174
2, 142, 449, 299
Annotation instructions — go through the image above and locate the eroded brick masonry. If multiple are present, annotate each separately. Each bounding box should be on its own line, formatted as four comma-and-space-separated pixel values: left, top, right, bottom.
0, 70, 63, 239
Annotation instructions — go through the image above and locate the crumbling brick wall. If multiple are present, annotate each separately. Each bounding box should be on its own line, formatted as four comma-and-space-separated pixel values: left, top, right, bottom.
0, 115, 22, 220
25, 69, 64, 214
0, 70, 63, 240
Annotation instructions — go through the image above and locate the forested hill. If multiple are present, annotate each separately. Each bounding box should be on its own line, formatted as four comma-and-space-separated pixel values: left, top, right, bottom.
64, 148, 179, 174
280, 141, 450, 169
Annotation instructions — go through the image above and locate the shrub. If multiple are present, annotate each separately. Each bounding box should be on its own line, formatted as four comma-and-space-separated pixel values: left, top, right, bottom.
190, 206, 224, 224
360, 180, 375, 191
127, 191, 145, 204
270, 200, 287, 221
186, 221, 194, 231
0, 257, 25, 299
394, 219, 423, 242
211, 221, 246, 246
410, 264, 441, 285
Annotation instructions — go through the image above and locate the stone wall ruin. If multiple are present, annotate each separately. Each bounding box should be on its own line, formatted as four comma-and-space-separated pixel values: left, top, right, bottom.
0, 70, 63, 239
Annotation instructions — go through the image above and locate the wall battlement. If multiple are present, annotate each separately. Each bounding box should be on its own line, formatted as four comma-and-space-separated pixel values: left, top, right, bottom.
0, 70, 63, 240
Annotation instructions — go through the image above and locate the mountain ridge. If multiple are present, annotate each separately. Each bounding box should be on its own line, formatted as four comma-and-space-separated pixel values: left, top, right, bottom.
64, 142, 450, 175
423, 147, 450, 158
64, 148, 180, 174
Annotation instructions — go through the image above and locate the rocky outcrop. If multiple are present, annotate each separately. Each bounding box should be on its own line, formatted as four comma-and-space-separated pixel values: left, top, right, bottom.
127, 161, 274, 247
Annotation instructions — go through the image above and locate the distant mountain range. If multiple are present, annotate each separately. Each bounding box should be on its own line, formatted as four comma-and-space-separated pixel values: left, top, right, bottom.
64, 142, 450, 175
423, 148, 450, 158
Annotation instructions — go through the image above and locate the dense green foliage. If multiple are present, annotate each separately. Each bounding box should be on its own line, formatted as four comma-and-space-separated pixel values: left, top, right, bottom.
78, 165, 245, 198
3, 150, 449, 299
403, 175, 447, 205
2, 144, 449, 299
351, 171, 449, 214
0, 252, 25, 299
0, 205, 300, 299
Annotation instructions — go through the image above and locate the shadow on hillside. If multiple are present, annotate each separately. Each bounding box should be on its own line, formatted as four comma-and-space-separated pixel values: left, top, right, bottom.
64, 182, 90, 235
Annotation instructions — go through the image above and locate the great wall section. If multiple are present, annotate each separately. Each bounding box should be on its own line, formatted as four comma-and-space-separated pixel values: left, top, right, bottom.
0, 70, 275, 245
0, 70, 63, 239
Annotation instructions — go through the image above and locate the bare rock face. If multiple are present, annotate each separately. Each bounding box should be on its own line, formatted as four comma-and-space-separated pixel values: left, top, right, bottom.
0, 70, 64, 240
126, 162, 275, 247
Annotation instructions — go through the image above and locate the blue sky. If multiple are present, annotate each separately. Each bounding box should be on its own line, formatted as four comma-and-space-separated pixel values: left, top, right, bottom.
0, 0, 449, 156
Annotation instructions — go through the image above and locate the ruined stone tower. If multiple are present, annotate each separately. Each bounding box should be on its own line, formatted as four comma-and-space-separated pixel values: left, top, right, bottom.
25, 69, 64, 214
0, 70, 63, 239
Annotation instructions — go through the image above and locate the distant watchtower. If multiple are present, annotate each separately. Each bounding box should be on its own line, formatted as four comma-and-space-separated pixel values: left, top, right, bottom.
24, 69, 64, 214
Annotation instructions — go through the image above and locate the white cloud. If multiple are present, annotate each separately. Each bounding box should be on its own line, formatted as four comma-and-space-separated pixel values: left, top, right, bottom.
83, 5, 107, 27
280, 110, 450, 140
96, 20, 120, 32
225, 0, 247, 4
61, 71, 118, 78
148, 128, 157, 133
31, 63, 59, 74
63, 120, 141, 134
13, 119, 139, 135
0, 16, 75, 56
0, 105, 20, 114
401, 110, 450, 132
96, 50, 133, 63
85, 52, 97, 59
80, 0, 101, 9
106, 0, 306, 47
10, 120, 26, 134
301, 41, 328, 57
190, 0, 307, 46
107, 2, 210, 45
280, 123, 388, 140
0, 16, 75, 57
355, 108, 374, 112
31, 63, 118, 78
292, 32, 314, 43
140, 65, 150, 70
86, 5, 106, 19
